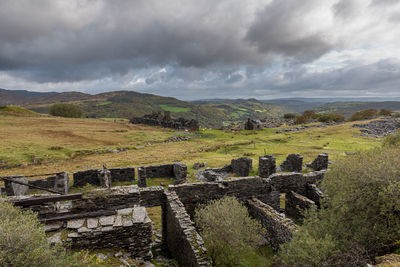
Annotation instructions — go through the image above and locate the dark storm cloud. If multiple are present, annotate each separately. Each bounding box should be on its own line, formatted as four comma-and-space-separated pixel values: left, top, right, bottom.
0, 0, 400, 99
246, 0, 334, 63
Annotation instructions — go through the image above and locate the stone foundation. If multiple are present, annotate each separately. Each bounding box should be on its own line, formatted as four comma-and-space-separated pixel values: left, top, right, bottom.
48, 206, 153, 260
138, 163, 188, 187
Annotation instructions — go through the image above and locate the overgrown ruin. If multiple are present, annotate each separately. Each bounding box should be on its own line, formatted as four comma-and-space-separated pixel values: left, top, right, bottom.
1, 153, 330, 266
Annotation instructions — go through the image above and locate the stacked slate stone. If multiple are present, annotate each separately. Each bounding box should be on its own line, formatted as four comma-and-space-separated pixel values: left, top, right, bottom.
231, 157, 253, 177
279, 154, 303, 172
259, 155, 276, 178
73, 167, 135, 187
138, 163, 188, 187
62, 207, 153, 260
285, 191, 316, 220
4, 176, 29, 196
307, 153, 328, 171
247, 198, 296, 251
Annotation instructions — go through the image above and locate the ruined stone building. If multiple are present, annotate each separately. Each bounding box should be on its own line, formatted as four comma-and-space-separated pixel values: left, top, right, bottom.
130, 111, 199, 131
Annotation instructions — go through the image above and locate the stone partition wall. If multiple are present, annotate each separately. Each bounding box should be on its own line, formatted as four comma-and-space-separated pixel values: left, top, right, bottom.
280, 154, 303, 172
305, 184, 324, 207
4, 175, 29, 196
138, 163, 187, 180
73, 167, 135, 187
259, 155, 276, 178
29, 172, 70, 195
247, 198, 297, 251
163, 190, 212, 267
47, 206, 153, 260
269, 171, 325, 195
285, 191, 316, 220
169, 177, 281, 216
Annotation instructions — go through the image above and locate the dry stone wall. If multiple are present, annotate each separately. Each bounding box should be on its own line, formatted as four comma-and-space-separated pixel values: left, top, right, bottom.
163, 190, 212, 267
285, 191, 316, 220
279, 154, 303, 172
73, 167, 135, 187
138, 163, 187, 187
247, 198, 297, 251
259, 155, 276, 178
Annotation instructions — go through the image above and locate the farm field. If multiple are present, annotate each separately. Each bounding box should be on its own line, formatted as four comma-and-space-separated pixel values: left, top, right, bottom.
0, 113, 381, 182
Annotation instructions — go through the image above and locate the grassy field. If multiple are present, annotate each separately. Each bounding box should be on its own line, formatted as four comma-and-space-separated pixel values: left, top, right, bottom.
0, 113, 381, 181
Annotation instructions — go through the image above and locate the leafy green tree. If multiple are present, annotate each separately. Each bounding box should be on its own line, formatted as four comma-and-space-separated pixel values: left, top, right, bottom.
0, 201, 83, 267
50, 103, 83, 118
195, 196, 265, 266
279, 147, 400, 266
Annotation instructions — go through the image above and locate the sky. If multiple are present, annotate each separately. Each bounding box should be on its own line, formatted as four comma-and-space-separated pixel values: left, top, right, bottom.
0, 0, 400, 100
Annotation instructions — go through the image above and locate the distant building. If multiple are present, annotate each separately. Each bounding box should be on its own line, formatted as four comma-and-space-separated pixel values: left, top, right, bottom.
244, 118, 262, 130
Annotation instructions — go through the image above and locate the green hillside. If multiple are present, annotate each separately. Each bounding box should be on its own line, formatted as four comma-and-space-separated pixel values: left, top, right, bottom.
18, 91, 287, 128
315, 101, 400, 117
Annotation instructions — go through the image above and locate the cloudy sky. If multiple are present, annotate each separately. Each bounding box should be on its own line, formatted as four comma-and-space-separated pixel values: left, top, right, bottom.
1, 0, 400, 100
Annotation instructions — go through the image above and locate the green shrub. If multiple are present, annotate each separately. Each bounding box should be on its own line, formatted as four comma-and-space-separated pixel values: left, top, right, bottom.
194, 196, 265, 266
50, 103, 83, 118
303, 110, 318, 120
379, 109, 392, 116
349, 108, 378, 121
383, 131, 400, 147
294, 115, 307, 125
317, 113, 346, 123
283, 113, 297, 119
0, 201, 83, 267
279, 147, 400, 266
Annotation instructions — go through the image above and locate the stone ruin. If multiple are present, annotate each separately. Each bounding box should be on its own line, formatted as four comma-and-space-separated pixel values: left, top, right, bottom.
244, 118, 262, 130
2, 152, 331, 266
73, 167, 135, 187
279, 153, 303, 172
196, 157, 252, 182
130, 111, 199, 131
307, 153, 329, 171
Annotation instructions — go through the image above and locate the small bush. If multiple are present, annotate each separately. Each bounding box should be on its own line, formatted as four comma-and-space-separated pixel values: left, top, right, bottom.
294, 115, 307, 125
379, 109, 392, 116
303, 110, 318, 119
317, 113, 346, 123
50, 103, 83, 118
349, 108, 378, 121
283, 113, 297, 119
0, 201, 83, 267
383, 131, 400, 147
195, 196, 265, 266
279, 147, 400, 266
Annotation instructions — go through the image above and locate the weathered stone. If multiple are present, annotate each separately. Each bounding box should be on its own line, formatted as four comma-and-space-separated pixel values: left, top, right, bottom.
173, 162, 187, 184
130, 111, 199, 131
193, 162, 206, 170
280, 154, 303, 172
4, 176, 29, 196
99, 215, 115, 226
259, 155, 276, 178
67, 219, 85, 229
78, 227, 92, 233
48, 232, 62, 244
44, 222, 63, 232
87, 218, 99, 229
231, 157, 252, 177
99, 166, 111, 188
117, 208, 134, 215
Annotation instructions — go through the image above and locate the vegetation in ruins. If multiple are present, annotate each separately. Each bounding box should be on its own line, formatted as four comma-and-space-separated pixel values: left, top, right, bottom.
50, 103, 84, 118
194, 196, 269, 266
0, 201, 83, 267
279, 144, 400, 266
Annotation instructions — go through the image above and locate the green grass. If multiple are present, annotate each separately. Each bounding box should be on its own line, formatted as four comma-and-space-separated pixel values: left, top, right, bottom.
159, 104, 191, 113
97, 101, 112, 106
0, 105, 38, 115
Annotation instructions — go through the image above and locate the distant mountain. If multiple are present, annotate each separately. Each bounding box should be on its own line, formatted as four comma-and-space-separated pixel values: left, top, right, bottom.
0, 89, 287, 128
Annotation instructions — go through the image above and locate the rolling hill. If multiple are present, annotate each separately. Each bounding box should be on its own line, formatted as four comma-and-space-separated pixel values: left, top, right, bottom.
0, 89, 287, 128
